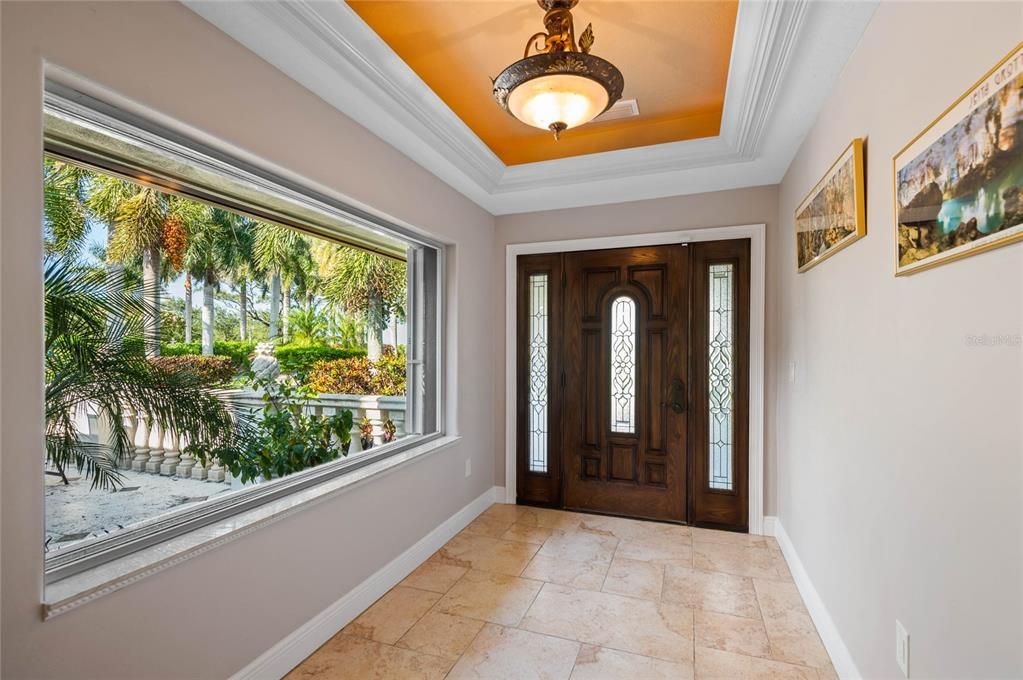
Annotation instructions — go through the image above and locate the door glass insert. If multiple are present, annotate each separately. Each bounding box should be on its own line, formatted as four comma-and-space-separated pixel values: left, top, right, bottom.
610, 295, 637, 434
527, 273, 549, 473
708, 264, 735, 490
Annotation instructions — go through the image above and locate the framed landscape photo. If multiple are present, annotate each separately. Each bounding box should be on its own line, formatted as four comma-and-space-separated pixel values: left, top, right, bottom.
894, 41, 1023, 275
795, 138, 866, 273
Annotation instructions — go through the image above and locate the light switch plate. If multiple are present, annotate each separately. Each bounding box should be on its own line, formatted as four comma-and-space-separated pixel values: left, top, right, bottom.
895, 619, 910, 677
465, 458, 471, 478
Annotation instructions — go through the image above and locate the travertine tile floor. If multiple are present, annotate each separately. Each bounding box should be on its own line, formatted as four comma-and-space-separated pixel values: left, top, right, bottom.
288, 504, 837, 679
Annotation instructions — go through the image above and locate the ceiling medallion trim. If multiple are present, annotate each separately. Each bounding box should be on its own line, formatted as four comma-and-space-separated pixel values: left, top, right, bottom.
184, 0, 878, 215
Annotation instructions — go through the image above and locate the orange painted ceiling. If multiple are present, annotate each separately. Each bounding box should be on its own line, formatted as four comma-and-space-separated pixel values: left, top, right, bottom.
346, 1, 739, 165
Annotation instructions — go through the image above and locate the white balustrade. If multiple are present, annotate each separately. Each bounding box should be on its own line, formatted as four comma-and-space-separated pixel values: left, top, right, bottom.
190, 457, 208, 481
176, 433, 195, 479
160, 430, 181, 476
74, 391, 407, 484
145, 421, 165, 474
121, 409, 139, 470
131, 417, 151, 472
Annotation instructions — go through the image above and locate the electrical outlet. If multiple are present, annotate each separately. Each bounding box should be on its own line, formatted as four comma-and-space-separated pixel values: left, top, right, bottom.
895, 619, 910, 677
465, 458, 471, 478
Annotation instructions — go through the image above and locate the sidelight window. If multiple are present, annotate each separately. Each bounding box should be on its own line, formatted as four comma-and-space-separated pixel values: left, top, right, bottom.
708, 264, 735, 490
609, 295, 637, 434
527, 274, 549, 473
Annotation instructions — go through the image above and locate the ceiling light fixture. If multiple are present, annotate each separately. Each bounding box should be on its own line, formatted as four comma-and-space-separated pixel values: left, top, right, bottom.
492, 0, 624, 141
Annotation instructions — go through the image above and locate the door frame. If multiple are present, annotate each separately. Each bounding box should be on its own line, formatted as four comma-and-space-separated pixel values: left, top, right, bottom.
504, 223, 767, 534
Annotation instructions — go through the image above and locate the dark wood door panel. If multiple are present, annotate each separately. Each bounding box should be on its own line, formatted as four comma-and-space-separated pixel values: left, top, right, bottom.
561, 245, 688, 523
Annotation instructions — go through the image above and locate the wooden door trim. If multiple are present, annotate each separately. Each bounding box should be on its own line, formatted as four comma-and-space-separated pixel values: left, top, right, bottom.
504, 224, 766, 534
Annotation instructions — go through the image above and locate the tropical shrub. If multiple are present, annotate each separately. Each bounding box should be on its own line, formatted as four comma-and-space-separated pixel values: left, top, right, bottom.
209, 376, 353, 483
161, 340, 256, 367
306, 348, 406, 396
45, 258, 237, 489
148, 355, 235, 385
274, 344, 366, 379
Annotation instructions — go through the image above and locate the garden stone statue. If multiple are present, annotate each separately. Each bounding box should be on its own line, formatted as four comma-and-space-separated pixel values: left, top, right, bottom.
250, 342, 280, 382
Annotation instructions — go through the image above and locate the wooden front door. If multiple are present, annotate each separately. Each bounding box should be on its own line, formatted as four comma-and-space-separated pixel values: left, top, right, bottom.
516, 240, 750, 530
560, 245, 688, 522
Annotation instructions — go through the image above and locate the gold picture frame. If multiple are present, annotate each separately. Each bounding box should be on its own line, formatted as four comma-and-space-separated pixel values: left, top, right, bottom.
893, 40, 1023, 276
794, 138, 866, 273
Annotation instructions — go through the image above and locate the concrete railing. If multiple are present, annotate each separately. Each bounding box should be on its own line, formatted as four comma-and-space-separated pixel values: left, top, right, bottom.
82, 391, 406, 484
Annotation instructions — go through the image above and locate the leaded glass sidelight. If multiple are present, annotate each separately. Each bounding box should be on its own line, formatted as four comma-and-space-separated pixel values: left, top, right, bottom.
610, 295, 637, 434
527, 274, 549, 473
708, 264, 735, 490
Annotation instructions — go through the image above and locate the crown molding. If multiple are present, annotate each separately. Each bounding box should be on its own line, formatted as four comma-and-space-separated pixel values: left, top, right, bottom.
184, 0, 877, 215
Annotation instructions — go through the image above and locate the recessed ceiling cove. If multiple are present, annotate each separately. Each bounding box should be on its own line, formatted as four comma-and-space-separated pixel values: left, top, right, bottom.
346, 0, 739, 165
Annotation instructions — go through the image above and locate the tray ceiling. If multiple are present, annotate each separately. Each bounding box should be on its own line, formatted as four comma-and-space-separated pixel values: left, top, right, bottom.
185, 0, 879, 215
346, 1, 738, 165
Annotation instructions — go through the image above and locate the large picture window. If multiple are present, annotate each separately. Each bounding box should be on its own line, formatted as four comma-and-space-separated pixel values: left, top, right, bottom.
42, 85, 443, 583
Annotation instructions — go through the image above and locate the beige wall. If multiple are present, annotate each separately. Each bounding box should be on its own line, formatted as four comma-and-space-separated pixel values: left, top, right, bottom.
1, 2, 496, 678
774, 2, 1023, 678
493, 185, 782, 512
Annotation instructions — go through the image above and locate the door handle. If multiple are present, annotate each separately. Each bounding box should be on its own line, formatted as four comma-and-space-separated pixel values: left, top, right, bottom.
669, 377, 686, 414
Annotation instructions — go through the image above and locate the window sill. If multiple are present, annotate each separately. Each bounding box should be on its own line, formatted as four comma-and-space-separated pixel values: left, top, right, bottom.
42, 435, 461, 620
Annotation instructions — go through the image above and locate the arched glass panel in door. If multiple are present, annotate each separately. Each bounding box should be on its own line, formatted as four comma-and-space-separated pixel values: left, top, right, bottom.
609, 295, 637, 434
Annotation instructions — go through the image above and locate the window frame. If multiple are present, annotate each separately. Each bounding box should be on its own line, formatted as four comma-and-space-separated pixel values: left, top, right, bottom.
41, 83, 446, 584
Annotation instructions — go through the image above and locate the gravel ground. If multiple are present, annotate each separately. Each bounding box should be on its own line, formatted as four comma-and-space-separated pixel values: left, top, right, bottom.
45, 468, 232, 553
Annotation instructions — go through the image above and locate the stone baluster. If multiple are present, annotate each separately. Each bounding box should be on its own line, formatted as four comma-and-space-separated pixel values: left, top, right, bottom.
190, 455, 208, 481
320, 405, 339, 451
207, 457, 227, 483
176, 433, 195, 479
132, 416, 151, 472
349, 408, 364, 454
121, 409, 139, 469
365, 406, 386, 447
145, 422, 165, 474
160, 428, 180, 475
389, 409, 406, 440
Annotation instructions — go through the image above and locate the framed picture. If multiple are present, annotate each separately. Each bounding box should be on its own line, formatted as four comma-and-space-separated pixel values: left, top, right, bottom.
795, 138, 866, 273
894, 41, 1023, 275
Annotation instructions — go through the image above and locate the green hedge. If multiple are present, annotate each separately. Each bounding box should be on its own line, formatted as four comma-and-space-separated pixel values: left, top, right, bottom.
275, 344, 366, 377
149, 355, 236, 385
160, 341, 256, 368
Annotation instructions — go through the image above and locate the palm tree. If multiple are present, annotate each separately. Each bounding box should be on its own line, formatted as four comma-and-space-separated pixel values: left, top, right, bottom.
184, 208, 253, 355
253, 222, 308, 343
87, 177, 198, 357
45, 257, 236, 489
43, 157, 90, 258
184, 272, 194, 343
289, 305, 328, 344
225, 220, 257, 342
315, 243, 406, 360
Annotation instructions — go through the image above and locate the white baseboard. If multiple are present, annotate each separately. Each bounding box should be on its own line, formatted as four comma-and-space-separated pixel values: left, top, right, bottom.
768, 516, 861, 680
231, 485, 503, 680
